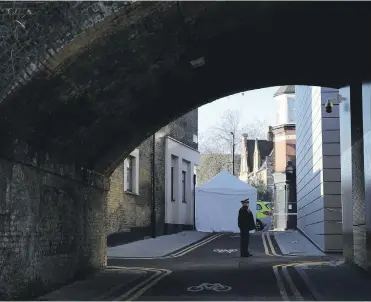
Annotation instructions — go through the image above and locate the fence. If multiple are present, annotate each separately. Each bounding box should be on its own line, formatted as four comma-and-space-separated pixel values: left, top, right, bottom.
272, 182, 297, 230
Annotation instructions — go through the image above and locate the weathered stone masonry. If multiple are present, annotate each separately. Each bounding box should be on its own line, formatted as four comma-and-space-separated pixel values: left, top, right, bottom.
106, 109, 198, 246
0, 141, 109, 300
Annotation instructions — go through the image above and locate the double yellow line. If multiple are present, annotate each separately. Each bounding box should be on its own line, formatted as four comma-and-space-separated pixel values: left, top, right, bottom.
262, 232, 279, 256
110, 233, 223, 260
106, 266, 172, 301
170, 233, 223, 257
273, 261, 329, 301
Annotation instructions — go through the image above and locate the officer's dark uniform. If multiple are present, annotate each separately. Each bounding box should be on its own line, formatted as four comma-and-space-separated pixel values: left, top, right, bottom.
238, 202, 256, 257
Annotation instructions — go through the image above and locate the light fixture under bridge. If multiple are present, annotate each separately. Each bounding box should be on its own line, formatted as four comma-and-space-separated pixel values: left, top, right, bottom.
190, 56, 205, 68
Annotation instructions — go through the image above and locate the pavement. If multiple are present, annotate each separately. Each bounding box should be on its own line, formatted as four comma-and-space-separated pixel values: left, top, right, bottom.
107, 231, 212, 258
272, 230, 326, 256
35, 231, 371, 301
37, 268, 147, 301
294, 261, 371, 301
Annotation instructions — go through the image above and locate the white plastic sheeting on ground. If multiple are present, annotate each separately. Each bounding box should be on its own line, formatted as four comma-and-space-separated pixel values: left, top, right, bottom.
195, 170, 257, 233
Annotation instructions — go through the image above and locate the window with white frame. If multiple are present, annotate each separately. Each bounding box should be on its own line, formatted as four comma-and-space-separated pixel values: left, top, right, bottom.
171, 155, 178, 202
126, 156, 134, 192
124, 149, 139, 195
171, 166, 175, 201
182, 170, 186, 203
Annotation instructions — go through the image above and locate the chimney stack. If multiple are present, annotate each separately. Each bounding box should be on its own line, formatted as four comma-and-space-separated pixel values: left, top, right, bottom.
267, 126, 273, 142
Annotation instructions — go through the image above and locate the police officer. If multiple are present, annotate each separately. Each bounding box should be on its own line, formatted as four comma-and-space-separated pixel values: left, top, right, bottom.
238, 198, 256, 257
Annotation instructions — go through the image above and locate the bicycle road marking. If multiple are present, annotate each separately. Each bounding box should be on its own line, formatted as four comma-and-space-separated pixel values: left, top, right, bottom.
187, 283, 232, 293
213, 248, 238, 254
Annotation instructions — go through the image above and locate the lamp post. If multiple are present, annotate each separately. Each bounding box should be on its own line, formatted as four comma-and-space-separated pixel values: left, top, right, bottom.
285, 160, 297, 230
231, 132, 235, 175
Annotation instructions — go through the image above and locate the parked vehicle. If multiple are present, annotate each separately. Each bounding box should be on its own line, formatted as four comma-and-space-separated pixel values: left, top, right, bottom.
256, 201, 273, 231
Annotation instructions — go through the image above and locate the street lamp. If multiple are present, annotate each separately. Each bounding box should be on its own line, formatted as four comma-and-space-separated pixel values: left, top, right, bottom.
285, 160, 297, 230
231, 132, 235, 175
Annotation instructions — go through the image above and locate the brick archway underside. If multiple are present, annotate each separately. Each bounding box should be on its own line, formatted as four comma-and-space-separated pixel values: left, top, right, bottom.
0, 1, 370, 175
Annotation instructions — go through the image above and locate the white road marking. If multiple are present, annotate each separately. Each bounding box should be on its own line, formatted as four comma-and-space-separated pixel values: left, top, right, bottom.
213, 248, 238, 254
187, 283, 232, 292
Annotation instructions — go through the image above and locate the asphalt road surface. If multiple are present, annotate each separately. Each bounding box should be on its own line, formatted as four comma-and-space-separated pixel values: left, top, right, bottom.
107, 232, 335, 301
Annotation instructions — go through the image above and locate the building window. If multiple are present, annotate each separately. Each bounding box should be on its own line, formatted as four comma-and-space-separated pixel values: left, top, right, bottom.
171, 167, 175, 201
182, 170, 186, 203
126, 156, 134, 192
124, 149, 139, 195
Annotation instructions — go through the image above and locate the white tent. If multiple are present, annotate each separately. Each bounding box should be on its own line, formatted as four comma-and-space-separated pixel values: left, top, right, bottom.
195, 170, 257, 233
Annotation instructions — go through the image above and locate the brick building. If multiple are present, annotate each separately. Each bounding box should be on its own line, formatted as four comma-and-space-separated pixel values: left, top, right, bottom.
270, 86, 297, 230
238, 134, 274, 200
106, 110, 200, 246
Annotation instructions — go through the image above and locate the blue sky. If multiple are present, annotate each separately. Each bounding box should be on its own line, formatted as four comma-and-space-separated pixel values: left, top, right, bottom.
198, 86, 280, 134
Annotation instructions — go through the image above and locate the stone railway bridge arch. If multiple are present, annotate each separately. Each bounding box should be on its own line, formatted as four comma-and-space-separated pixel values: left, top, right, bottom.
0, 1, 370, 299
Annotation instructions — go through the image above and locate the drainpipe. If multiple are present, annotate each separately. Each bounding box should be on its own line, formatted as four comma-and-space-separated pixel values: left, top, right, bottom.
193, 174, 196, 230
151, 133, 156, 238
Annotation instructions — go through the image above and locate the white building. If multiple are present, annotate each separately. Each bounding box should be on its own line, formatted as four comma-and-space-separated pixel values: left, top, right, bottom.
295, 86, 342, 252
106, 110, 199, 245
275, 85, 296, 126
165, 137, 200, 231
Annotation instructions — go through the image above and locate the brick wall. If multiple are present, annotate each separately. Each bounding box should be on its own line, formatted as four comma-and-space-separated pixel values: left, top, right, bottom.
107, 138, 152, 242
0, 142, 109, 300
340, 85, 369, 270
106, 109, 198, 245
272, 126, 296, 173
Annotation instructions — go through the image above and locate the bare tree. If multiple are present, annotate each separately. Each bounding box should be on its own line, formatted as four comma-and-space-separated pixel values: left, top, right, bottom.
200, 109, 266, 155
197, 109, 267, 184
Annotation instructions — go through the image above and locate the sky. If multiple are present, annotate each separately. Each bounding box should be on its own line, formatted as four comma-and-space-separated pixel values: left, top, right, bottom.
198, 86, 280, 134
